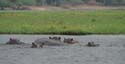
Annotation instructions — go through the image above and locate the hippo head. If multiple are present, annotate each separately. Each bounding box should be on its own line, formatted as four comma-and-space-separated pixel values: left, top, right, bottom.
86, 42, 99, 47
63, 38, 74, 44
6, 38, 23, 44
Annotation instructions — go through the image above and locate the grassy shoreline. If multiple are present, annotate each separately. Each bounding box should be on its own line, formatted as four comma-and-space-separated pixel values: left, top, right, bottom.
0, 10, 125, 35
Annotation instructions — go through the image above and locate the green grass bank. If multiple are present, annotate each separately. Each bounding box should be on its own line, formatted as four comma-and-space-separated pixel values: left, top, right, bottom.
0, 10, 125, 35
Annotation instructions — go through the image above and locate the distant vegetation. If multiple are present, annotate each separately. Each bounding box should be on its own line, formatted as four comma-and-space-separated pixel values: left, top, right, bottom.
0, 0, 125, 10
0, 10, 125, 35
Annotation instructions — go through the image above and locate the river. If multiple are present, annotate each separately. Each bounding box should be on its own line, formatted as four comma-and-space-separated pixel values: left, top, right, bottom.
0, 34, 125, 64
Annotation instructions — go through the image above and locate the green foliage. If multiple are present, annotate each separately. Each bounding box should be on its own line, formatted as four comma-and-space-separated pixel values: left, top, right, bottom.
112, 0, 125, 5
0, 0, 125, 8
0, 10, 125, 34
18, 0, 36, 5
0, 0, 10, 7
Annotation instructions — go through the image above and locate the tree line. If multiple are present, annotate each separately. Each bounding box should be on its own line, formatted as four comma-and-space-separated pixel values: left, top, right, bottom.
0, 0, 125, 10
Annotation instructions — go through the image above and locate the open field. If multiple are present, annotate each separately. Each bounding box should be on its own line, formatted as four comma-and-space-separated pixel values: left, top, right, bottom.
0, 10, 125, 34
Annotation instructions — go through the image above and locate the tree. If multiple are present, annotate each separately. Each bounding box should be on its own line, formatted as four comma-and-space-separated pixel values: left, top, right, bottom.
0, 0, 10, 10
116, 0, 122, 5
55, 0, 62, 6
104, 0, 112, 5
9, 0, 17, 3
82, 0, 89, 3
36, 0, 43, 6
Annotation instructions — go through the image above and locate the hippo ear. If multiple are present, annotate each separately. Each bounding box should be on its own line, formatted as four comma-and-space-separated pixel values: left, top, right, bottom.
10, 38, 12, 40
32, 42, 35, 44
91, 41, 94, 44
71, 38, 73, 41
32, 42, 34, 44
42, 43, 45, 45
49, 37, 51, 39
59, 37, 61, 39
10, 38, 11, 40
88, 42, 91, 44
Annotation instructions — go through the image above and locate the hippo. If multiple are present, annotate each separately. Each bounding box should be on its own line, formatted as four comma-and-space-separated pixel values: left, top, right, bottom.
63, 38, 79, 44
85, 42, 100, 47
31, 38, 68, 48
6, 38, 25, 44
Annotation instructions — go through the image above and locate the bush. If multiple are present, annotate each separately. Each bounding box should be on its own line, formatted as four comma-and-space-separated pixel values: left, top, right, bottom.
0, 0, 11, 10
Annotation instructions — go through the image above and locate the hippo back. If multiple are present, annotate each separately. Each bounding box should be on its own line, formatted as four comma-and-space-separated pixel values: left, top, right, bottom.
34, 38, 68, 46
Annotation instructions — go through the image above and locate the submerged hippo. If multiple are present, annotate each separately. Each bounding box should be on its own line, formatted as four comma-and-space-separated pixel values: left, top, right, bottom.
6, 38, 25, 44
63, 38, 79, 44
85, 42, 100, 47
31, 38, 68, 48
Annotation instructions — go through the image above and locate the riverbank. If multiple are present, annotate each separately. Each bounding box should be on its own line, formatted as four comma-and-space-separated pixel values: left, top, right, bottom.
0, 10, 125, 35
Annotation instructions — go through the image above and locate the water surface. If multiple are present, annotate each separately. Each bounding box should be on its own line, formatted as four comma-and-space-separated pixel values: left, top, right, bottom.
0, 35, 125, 64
